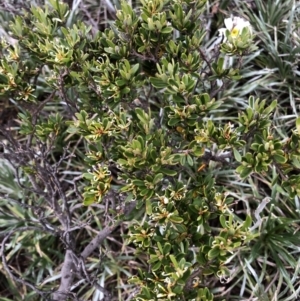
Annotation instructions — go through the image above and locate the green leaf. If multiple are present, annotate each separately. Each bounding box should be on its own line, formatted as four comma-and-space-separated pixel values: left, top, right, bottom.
296, 117, 300, 133
233, 148, 242, 162
169, 255, 178, 268
159, 168, 177, 176
242, 215, 252, 230
157, 241, 164, 254
187, 155, 194, 166
207, 248, 220, 260
236, 165, 252, 178
140, 188, 150, 196
273, 154, 287, 164
116, 79, 127, 86
169, 215, 184, 223
145, 199, 152, 215
163, 243, 172, 255
168, 118, 181, 126
150, 77, 167, 88
83, 196, 96, 206
151, 261, 161, 271
219, 215, 227, 228
161, 26, 173, 34
153, 173, 164, 184
130, 63, 140, 75
132, 179, 145, 186
263, 99, 277, 115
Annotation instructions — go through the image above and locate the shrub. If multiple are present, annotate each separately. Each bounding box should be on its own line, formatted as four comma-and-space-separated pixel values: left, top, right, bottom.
0, 0, 299, 300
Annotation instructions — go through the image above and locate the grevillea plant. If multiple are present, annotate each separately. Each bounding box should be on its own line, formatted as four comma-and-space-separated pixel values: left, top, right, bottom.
0, 0, 299, 300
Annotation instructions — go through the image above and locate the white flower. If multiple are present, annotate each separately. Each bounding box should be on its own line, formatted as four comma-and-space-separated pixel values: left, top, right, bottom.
219, 16, 252, 42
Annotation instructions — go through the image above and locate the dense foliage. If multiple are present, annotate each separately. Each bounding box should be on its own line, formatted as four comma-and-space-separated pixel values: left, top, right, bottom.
0, 0, 300, 300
